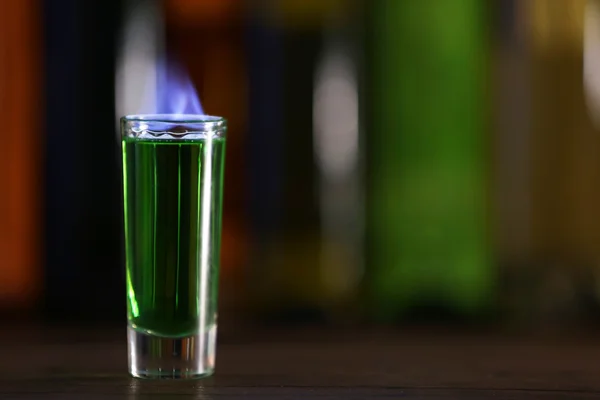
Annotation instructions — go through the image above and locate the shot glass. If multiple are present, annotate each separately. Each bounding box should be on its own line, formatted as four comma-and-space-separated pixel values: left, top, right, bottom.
121, 114, 226, 379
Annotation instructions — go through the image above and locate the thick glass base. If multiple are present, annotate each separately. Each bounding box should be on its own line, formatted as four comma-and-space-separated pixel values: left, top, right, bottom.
127, 325, 216, 379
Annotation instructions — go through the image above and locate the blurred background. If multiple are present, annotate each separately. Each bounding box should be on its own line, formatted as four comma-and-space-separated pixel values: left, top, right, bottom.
3, 0, 600, 334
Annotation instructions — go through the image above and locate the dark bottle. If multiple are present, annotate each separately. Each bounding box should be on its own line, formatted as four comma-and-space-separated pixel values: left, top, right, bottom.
245, 0, 365, 323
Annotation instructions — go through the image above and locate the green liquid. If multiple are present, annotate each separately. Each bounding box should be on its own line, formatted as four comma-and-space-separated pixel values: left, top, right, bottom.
122, 136, 225, 338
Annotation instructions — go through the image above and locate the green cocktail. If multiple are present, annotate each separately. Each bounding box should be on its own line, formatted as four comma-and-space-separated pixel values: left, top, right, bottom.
121, 115, 226, 379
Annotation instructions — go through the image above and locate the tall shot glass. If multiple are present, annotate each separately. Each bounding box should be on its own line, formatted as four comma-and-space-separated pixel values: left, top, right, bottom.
121, 114, 226, 379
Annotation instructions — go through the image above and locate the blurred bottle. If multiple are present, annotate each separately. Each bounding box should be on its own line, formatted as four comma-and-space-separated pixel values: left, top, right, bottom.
497, 0, 600, 328
366, 0, 493, 322
492, 0, 538, 327
163, 0, 250, 325
245, 0, 364, 324
44, 0, 124, 321
0, 0, 41, 313
493, 0, 532, 267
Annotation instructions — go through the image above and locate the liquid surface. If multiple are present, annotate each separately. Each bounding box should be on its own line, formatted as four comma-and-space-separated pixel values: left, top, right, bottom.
122, 136, 225, 337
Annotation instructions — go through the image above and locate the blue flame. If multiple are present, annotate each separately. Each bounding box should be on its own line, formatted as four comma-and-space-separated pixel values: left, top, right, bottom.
155, 58, 203, 115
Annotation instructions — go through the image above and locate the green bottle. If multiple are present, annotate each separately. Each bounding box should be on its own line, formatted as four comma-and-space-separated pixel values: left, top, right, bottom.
368, 0, 492, 321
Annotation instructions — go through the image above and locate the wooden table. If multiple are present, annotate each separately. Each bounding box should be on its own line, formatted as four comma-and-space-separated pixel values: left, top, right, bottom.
2, 325, 600, 399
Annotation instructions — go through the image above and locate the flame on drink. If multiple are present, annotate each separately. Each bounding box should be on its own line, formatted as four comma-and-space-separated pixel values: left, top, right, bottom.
116, 0, 203, 121
154, 57, 203, 116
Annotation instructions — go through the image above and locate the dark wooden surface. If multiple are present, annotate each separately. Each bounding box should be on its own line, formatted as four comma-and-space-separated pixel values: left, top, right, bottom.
3, 326, 600, 399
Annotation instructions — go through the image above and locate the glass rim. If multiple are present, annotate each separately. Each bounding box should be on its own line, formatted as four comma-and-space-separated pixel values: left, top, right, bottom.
121, 114, 227, 138
122, 114, 226, 124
